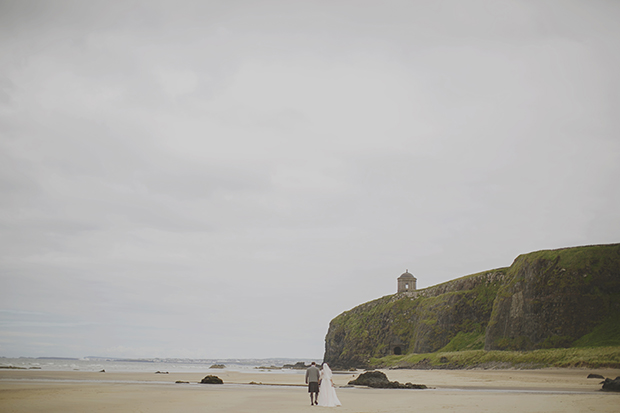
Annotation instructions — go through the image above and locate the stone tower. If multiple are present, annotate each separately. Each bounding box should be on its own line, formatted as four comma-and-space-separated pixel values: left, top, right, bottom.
397, 270, 416, 293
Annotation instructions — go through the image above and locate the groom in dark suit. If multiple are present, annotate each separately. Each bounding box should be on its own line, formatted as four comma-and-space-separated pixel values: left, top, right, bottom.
305, 362, 320, 405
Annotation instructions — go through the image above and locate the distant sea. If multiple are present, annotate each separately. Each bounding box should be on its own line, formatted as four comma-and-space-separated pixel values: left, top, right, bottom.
0, 357, 322, 373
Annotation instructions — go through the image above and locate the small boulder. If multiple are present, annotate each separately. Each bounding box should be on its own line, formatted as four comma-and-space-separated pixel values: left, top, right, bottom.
403, 382, 428, 389
348, 370, 427, 389
587, 373, 604, 379
348, 370, 390, 387
200, 375, 223, 384
601, 377, 620, 392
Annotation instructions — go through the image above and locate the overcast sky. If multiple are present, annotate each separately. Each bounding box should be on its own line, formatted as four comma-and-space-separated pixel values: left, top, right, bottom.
1, 0, 619, 360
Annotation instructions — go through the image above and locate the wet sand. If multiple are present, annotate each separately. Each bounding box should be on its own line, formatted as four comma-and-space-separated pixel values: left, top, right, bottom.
1, 368, 618, 412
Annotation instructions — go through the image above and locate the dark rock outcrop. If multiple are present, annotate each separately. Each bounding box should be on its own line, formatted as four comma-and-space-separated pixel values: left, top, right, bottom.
587, 373, 605, 379
282, 362, 310, 369
601, 377, 620, 392
348, 370, 427, 389
200, 375, 223, 384
324, 244, 620, 369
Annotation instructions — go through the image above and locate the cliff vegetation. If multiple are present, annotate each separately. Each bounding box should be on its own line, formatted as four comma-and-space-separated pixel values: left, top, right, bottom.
324, 244, 620, 369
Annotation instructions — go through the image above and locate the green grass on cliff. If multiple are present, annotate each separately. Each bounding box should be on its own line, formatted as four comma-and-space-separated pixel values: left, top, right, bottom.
572, 315, 620, 348
437, 331, 485, 352
510, 243, 619, 273
370, 346, 620, 369
327, 243, 620, 369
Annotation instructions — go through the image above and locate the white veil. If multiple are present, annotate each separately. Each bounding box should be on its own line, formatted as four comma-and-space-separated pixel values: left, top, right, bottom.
321, 363, 333, 380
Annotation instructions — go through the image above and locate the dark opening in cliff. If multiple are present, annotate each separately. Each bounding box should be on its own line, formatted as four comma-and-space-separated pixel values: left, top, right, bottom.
393, 346, 402, 355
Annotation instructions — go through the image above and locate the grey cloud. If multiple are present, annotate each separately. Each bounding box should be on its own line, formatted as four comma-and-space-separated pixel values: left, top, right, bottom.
0, 0, 618, 359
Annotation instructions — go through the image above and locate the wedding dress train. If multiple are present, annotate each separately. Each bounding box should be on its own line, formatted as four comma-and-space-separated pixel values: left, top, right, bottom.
317, 363, 341, 407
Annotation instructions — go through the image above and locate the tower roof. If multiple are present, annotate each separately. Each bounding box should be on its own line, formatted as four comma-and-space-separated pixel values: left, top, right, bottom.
398, 270, 416, 280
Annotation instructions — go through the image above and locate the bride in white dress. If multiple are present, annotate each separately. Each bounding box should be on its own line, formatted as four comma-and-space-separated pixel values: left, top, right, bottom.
317, 363, 341, 407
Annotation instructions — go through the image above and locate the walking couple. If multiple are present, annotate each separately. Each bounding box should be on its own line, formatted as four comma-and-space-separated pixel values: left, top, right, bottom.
305, 362, 341, 407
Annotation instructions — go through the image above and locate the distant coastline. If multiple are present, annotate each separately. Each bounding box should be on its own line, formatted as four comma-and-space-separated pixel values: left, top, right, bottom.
0, 356, 323, 373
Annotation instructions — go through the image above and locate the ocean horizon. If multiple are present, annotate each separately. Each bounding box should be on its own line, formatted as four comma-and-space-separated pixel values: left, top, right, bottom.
0, 356, 323, 373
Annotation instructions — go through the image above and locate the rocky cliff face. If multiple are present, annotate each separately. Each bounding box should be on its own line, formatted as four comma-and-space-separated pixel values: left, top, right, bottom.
484, 245, 620, 350
323, 244, 620, 369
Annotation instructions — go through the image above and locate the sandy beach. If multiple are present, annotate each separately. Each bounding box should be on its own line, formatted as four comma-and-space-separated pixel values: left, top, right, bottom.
1, 368, 618, 412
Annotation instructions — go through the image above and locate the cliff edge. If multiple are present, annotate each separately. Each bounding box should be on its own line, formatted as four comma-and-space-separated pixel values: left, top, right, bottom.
323, 244, 620, 369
